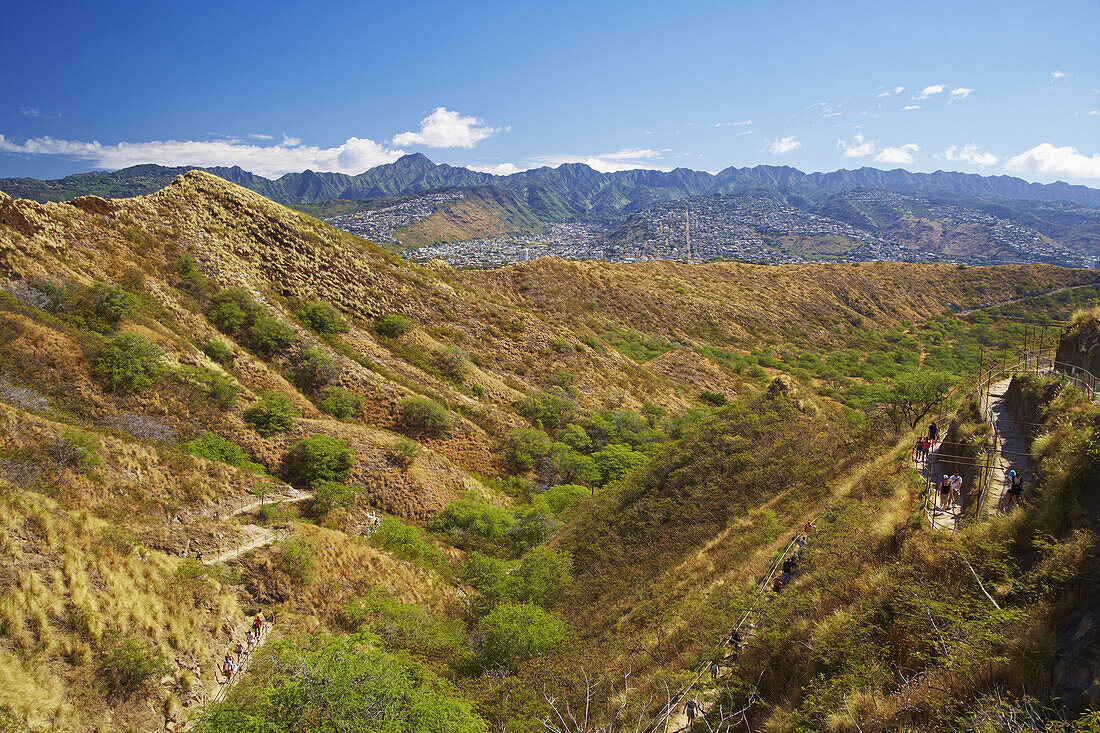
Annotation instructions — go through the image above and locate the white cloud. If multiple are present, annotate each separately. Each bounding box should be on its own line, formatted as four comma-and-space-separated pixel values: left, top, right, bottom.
1089, 110, 1098, 116
391, 107, 500, 149
20, 107, 60, 119
1051, 70, 1070, 79
527, 148, 670, 173
914, 84, 945, 99
765, 136, 801, 155
903, 105, 921, 111
1005, 143, 1100, 179
716, 119, 753, 128
877, 86, 905, 98
0, 133, 404, 177
876, 91, 891, 98
736, 130, 753, 136
249, 133, 274, 140
467, 162, 524, 175
949, 87, 971, 102
940, 144, 999, 167
281, 134, 301, 146
895, 86, 905, 94
875, 143, 920, 164
836, 133, 877, 158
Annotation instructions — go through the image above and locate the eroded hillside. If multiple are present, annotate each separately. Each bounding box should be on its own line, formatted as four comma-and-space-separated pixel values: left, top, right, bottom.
1, 173, 1098, 732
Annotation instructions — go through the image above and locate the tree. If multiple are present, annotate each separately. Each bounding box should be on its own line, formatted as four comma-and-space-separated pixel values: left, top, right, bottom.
283, 435, 353, 488
95, 332, 164, 392
480, 603, 566, 668
399, 396, 452, 436
592, 443, 647, 485
880, 370, 958, 429
296, 300, 348, 336
504, 546, 573, 608
376, 313, 412, 338
311, 481, 363, 517
503, 428, 552, 472
244, 391, 300, 436
319, 386, 365, 418
548, 442, 599, 486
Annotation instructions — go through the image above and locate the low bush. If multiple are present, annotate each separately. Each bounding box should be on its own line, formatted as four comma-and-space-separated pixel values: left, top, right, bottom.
376, 313, 412, 338
399, 396, 452, 436
243, 391, 299, 437
531, 483, 590, 516
479, 603, 566, 668
503, 428, 552, 472
180, 365, 239, 410
174, 255, 211, 299
293, 347, 340, 390
296, 300, 348, 336
53, 428, 102, 471
311, 480, 363, 516
429, 493, 515, 548
201, 340, 233, 365
279, 538, 315, 584
391, 438, 422, 466
249, 314, 297, 357
318, 386, 365, 418
283, 434, 353, 488
182, 433, 266, 473
372, 516, 446, 567
433, 344, 468, 382
101, 632, 168, 697
74, 282, 138, 333
95, 332, 164, 392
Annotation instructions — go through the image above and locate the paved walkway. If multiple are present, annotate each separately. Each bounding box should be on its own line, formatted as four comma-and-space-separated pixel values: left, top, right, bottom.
982, 378, 1032, 515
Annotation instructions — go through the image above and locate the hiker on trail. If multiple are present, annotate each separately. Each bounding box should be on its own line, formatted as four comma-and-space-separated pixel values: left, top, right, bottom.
914, 436, 926, 461
684, 698, 701, 726
709, 659, 721, 679
246, 628, 255, 651
235, 640, 244, 662
949, 471, 963, 506
928, 422, 939, 444
222, 654, 235, 682
772, 577, 784, 593
782, 557, 796, 575
937, 475, 952, 510
923, 436, 932, 459
1005, 470, 1024, 509
728, 630, 743, 652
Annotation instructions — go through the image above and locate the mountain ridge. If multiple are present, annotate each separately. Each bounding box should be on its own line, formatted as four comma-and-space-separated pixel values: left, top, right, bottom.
4, 155, 1100, 214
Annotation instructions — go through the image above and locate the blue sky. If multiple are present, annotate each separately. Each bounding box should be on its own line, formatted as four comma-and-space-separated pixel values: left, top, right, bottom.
2, 0, 1098, 184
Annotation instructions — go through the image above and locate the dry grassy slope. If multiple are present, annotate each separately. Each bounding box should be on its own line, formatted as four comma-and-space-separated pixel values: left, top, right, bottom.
394, 191, 541, 248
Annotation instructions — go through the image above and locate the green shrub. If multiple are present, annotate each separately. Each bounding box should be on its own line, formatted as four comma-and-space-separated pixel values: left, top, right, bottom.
548, 442, 599, 485
460, 551, 511, 612
531, 483, 590, 516
279, 538, 315, 584
174, 255, 211, 299
182, 433, 265, 474
505, 546, 573, 608
429, 494, 515, 546
293, 347, 340, 390
508, 507, 558, 553
201, 340, 234, 365
433, 344, 468, 381
311, 480, 363, 516
592, 443, 647, 485
557, 423, 592, 452
75, 282, 138, 333
101, 632, 168, 697
372, 516, 445, 567
53, 428, 102, 471
399, 396, 452, 436
549, 337, 573, 354
376, 313, 412, 338
209, 287, 252, 334
340, 589, 465, 653
319, 386, 365, 418
480, 603, 566, 668
283, 434, 353, 488
95, 332, 164, 392
296, 300, 348, 336
503, 428, 552, 472
698, 391, 727, 407
180, 366, 239, 410
516, 389, 576, 431
249, 314, 297, 356
243, 391, 300, 437
391, 438, 422, 466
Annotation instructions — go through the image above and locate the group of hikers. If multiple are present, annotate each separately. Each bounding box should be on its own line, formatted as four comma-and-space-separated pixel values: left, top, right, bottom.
913, 421, 940, 463
685, 522, 813, 727
220, 612, 266, 683
1002, 468, 1025, 511
935, 471, 965, 512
